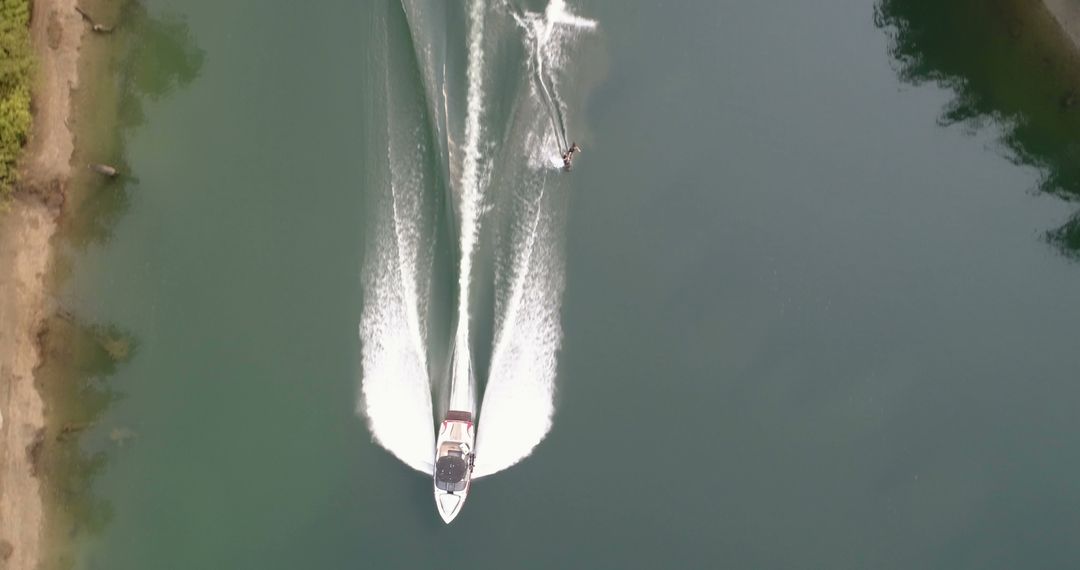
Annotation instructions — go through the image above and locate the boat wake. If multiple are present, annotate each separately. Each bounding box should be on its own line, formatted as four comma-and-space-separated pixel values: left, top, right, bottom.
358, 0, 439, 474
359, 0, 596, 480
448, 0, 489, 418
509, 0, 596, 163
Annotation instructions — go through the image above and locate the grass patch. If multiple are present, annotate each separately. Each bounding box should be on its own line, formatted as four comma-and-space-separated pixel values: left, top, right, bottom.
0, 0, 33, 204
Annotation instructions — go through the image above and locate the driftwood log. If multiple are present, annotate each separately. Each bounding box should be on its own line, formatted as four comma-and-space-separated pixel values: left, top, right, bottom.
89, 163, 118, 177
75, 6, 114, 34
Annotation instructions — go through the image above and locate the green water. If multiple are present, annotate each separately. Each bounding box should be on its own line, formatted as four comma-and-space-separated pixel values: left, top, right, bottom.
48, 0, 1080, 568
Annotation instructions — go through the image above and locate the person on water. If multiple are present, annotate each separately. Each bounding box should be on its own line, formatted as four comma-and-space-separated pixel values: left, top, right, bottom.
562, 142, 581, 170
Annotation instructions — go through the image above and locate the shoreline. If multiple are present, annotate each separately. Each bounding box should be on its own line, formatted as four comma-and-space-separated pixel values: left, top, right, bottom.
0, 0, 84, 568
1044, 0, 1080, 49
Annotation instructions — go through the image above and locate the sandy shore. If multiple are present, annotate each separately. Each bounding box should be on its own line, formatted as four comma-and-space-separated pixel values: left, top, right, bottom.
0, 1, 83, 568
1044, 0, 1080, 47
0, 201, 52, 570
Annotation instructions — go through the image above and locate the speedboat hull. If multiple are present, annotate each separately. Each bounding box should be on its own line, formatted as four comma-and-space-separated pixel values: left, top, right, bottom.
433, 410, 475, 523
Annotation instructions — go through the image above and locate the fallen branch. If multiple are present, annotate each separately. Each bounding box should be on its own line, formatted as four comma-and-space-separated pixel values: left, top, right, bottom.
75, 6, 114, 34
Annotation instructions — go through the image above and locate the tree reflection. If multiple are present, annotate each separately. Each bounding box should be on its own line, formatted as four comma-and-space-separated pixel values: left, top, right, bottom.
62, 0, 205, 246
1047, 212, 1080, 252
875, 0, 1080, 258
34, 314, 137, 570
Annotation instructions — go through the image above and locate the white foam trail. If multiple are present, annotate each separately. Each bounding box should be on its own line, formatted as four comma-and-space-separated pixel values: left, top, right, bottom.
510, 0, 596, 160
545, 0, 596, 30
524, 127, 566, 171
513, 11, 568, 152
474, 176, 565, 478
450, 0, 489, 414
359, 161, 435, 473
473, 0, 595, 478
359, 10, 436, 474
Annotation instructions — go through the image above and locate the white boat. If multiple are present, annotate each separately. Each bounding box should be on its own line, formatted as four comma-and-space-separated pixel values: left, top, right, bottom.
433, 410, 476, 523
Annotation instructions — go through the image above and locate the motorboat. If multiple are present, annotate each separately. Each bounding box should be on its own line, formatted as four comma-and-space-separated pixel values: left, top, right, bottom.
433, 410, 475, 523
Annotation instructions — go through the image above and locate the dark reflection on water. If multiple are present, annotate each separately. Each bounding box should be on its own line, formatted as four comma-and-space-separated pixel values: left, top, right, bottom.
38, 3, 199, 567
62, 0, 204, 247
34, 314, 137, 570
875, 0, 1080, 257
1047, 213, 1080, 251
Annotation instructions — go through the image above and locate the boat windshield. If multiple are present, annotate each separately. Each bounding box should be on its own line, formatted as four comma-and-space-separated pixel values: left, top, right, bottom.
435, 452, 469, 492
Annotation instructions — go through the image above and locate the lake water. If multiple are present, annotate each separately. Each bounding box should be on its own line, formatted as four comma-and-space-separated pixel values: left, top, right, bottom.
47, 0, 1080, 568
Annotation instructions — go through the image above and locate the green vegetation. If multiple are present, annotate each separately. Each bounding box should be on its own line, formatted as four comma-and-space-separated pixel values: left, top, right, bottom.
0, 0, 32, 203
